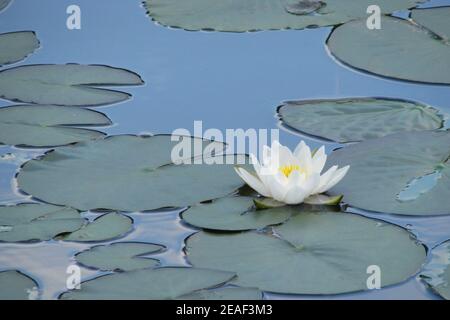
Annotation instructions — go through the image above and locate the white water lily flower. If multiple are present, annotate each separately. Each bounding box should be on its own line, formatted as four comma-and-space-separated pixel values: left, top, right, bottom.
234, 141, 350, 205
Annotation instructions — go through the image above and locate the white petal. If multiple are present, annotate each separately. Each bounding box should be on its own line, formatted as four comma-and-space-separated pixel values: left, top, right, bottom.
296, 142, 313, 171
250, 154, 261, 175
320, 165, 350, 192
313, 165, 338, 194
261, 145, 271, 166
312, 146, 327, 174
266, 172, 289, 202
302, 173, 321, 196
234, 167, 271, 197
293, 141, 306, 158
283, 186, 308, 205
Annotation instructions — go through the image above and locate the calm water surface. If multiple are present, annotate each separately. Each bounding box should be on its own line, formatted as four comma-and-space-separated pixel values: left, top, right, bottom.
1, 0, 450, 299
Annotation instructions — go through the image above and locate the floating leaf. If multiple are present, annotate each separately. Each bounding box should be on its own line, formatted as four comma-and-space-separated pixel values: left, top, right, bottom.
60, 267, 236, 300
62, 212, 133, 242
420, 240, 450, 300
186, 210, 426, 294
144, 0, 422, 32
75, 242, 165, 271
278, 98, 443, 143
0, 270, 39, 300
0, 203, 84, 242
303, 194, 343, 205
327, 15, 450, 84
253, 197, 286, 210
328, 130, 450, 215
0, 31, 39, 66
177, 287, 262, 300
411, 7, 450, 41
0, 105, 111, 148
17, 135, 248, 211
182, 196, 291, 231
0, 64, 144, 106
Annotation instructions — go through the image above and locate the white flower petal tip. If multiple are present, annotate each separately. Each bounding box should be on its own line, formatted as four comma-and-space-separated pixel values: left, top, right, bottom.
233, 141, 349, 205
304, 194, 344, 206
253, 197, 286, 210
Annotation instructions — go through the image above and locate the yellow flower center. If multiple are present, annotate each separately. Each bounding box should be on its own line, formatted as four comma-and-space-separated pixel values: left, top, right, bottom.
279, 164, 303, 177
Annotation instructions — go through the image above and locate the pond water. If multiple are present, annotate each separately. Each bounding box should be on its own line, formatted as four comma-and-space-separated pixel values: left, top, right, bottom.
0, 0, 450, 299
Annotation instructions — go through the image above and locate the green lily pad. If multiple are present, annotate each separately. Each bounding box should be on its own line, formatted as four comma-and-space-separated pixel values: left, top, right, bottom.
0, 0, 11, 12
278, 98, 443, 143
0, 270, 39, 300
0, 105, 111, 148
177, 287, 263, 300
60, 267, 236, 300
0, 64, 144, 106
62, 212, 133, 242
420, 240, 450, 300
75, 242, 165, 271
144, 0, 422, 32
17, 135, 248, 211
186, 210, 426, 294
182, 196, 291, 231
253, 197, 286, 210
0, 203, 84, 242
411, 7, 450, 41
327, 15, 450, 85
328, 130, 450, 215
0, 31, 39, 66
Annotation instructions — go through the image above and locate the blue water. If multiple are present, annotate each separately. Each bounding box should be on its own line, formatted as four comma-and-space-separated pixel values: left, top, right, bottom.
1, 0, 450, 299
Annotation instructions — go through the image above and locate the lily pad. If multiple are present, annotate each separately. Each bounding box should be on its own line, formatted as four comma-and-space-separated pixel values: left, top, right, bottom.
144, 0, 422, 32
327, 15, 450, 85
0, 270, 39, 300
0, 203, 84, 242
186, 210, 426, 294
0, 64, 144, 106
177, 287, 263, 300
62, 212, 133, 242
60, 267, 236, 300
17, 135, 248, 211
0, 105, 111, 148
0, 31, 39, 66
75, 242, 165, 271
181, 196, 291, 231
411, 7, 450, 41
278, 98, 443, 143
420, 240, 450, 300
328, 130, 450, 215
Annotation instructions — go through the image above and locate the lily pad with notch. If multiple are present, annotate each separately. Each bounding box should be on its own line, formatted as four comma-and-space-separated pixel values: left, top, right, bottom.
61, 212, 133, 242
0, 270, 39, 300
278, 98, 443, 143
17, 135, 249, 212
327, 14, 450, 85
0, 64, 144, 106
327, 130, 450, 215
186, 209, 426, 294
0, 31, 39, 67
75, 242, 165, 271
0, 105, 111, 148
60, 267, 236, 300
144, 0, 423, 32
420, 240, 450, 300
0, 203, 84, 242
181, 196, 291, 231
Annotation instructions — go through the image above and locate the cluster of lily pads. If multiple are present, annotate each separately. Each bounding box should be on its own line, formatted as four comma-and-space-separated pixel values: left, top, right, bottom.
1, 0, 450, 300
